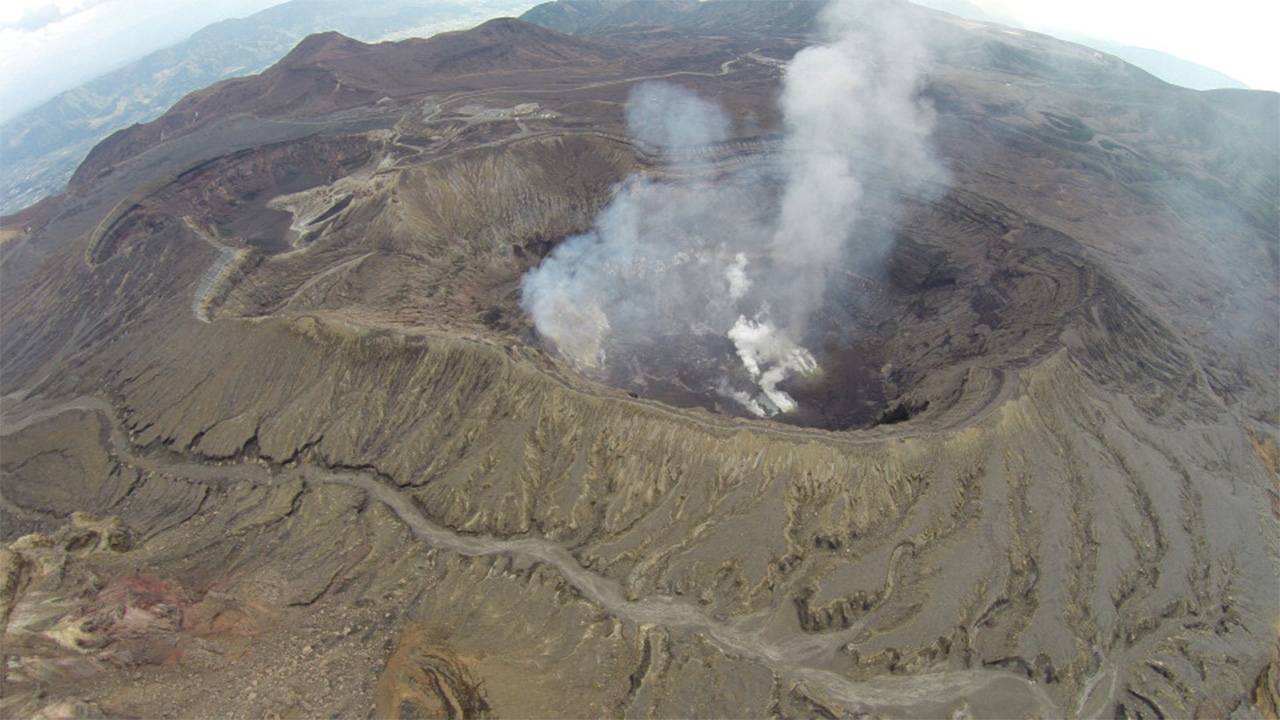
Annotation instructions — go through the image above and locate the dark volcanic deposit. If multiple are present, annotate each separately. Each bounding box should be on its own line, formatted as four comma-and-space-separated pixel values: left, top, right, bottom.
1, 1, 1277, 718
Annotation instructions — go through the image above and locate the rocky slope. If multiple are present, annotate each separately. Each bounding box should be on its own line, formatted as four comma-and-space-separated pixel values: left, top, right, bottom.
0, 0, 538, 216
1, 3, 1277, 718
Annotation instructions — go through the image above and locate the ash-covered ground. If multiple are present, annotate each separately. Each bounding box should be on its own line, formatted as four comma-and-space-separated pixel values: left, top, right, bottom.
2, 2, 1277, 718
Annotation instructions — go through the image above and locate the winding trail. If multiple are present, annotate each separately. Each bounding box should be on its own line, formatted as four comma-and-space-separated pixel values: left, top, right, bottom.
1, 396, 1061, 717
7, 49, 1054, 716
163, 47, 1025, 444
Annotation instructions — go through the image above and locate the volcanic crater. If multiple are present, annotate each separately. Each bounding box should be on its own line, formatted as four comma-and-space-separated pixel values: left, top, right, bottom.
543, 185, 1086, 432
1, 5, 1276, 720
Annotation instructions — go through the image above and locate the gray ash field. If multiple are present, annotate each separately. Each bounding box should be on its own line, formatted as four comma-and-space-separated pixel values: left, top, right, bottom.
2, 2, 1277, 718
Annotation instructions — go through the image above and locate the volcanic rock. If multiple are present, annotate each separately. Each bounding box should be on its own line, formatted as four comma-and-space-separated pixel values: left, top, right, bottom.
0, 3, 1276, 718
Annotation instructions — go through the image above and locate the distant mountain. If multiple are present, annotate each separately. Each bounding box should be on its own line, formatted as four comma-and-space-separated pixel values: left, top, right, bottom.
69, 18, 627, 188
908, 0, 1248, 91
521, 0, 699, 34
1, 3, 1276, 717
0, 0, 285, 121
521, 0, 824, 35
1066, 38, 1248, 91
0, 0, 535, 216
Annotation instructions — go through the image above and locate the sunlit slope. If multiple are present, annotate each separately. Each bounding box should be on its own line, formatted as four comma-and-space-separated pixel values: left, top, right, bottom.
1, 5, 1276, 718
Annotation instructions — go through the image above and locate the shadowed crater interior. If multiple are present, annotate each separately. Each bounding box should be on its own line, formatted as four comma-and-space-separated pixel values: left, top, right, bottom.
524, 189, 1081, 432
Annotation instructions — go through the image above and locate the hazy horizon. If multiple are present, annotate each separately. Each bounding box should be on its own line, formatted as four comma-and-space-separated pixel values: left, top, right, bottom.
1, 0, 1275, 123
0, 0, 539, 122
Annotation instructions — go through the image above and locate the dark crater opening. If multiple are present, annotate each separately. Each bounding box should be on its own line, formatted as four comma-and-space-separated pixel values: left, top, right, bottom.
214, 164, 324, 254
592, 271, 894, 431
521, 192, 1088, 432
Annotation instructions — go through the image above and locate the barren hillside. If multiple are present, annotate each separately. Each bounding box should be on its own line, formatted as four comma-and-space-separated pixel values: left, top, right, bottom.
1, 3, 1276, 718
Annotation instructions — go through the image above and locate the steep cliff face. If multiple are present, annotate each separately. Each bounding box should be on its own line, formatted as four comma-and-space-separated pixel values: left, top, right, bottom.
1, 6, 1276, 719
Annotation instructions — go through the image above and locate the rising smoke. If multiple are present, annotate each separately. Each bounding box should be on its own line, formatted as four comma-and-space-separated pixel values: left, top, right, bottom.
520, 0, 944, 417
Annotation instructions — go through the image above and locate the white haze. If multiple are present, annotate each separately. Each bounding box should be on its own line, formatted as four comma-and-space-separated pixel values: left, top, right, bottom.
946, 0, 1280, 92
0, 0, 283, 119
0, 0, 543, 122
520, 0, 945, 418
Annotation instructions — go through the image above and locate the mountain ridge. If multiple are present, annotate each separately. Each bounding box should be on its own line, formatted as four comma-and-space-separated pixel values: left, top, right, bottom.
67, 18, 629, 192
0, 1, 1276, 717
1, 0, 1261, 218
0, 0, 539, 216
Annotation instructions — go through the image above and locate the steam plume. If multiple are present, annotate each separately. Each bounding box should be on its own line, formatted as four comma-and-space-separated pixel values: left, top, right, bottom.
520, 0, 943, 417
769, 0, 941, 333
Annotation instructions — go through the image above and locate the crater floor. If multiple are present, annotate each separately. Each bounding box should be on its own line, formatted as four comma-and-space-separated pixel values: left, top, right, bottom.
1, 7, 1276, 719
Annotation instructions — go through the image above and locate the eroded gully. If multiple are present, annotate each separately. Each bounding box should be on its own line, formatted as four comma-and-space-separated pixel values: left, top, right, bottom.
1, 397, 1061, 716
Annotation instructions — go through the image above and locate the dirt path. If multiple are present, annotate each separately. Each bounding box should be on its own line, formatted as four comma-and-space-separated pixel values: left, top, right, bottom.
1, 397, 1062, 717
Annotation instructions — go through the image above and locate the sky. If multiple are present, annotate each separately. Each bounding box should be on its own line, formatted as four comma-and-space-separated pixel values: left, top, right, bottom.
928, 0, 1279, 91
0, 0, 1277, 119
0, 0, 285, 117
